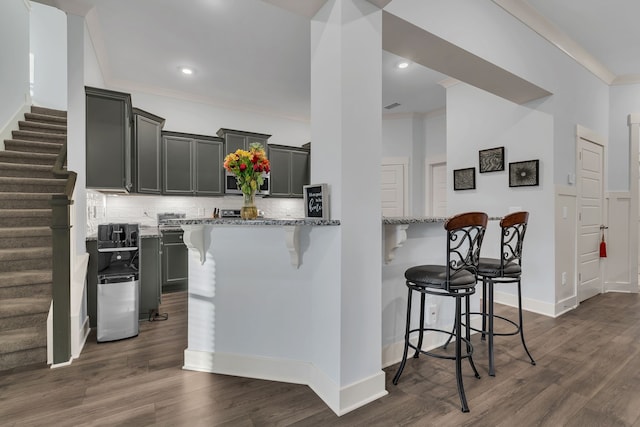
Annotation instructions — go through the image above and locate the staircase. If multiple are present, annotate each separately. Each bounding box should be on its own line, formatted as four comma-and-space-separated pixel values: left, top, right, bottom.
0, 106, 68, 371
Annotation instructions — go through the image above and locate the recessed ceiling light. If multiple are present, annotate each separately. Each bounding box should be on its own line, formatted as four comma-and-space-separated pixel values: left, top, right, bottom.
397, 61, 410, 69
180, 67, 194, 75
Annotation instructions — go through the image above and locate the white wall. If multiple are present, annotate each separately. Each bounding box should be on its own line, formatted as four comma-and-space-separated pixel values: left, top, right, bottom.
30, 2, 66, 110
83, 20, 105, 88
609, 83, 640, 191
382, 111, 446, 215
0, 0, 30, 140
386, 0, 609, 188
447, 82, 556, 307
129, 91, 310, 147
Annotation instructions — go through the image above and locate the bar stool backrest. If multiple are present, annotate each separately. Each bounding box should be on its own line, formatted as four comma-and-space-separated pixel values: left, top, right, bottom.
444, 211, 488, 288
499, 211, 529, 274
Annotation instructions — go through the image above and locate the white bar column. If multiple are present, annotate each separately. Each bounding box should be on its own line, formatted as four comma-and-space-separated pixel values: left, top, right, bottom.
628, 113, 640, 289
310, 0, 386, 415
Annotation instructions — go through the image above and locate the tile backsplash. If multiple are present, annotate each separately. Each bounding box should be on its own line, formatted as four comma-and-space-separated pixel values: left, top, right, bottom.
86, 190, 305, 229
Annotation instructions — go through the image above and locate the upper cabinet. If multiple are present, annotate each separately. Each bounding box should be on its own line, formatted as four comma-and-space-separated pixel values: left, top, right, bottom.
217, 128, 272, 156
132, 108, 165, 194
86, 87, 133, 192
268, 144, 310, 198
162, 131, 224, 196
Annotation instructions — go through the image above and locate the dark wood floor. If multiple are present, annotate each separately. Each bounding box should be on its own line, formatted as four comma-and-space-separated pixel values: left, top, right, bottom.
2, 290, 640, 426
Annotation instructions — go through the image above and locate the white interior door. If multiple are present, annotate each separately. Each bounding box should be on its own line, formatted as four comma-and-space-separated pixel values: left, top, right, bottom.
431, 162, 447, 216
578, 138, 604, 302
381, 163, 406, 216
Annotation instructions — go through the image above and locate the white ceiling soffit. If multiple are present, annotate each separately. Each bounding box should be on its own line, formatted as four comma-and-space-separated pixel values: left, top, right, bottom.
32, 0, 95, 16
261, 0, 392, 18
382, 11, 552, 105
492, 0, 617, 85
260, 0, 327, 18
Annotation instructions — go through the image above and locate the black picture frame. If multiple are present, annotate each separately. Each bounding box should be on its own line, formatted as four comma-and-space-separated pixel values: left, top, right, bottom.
303, 184, 330, 219
509, 160, 539, 187
479, 146, 505, 173
453, 167, 476, 191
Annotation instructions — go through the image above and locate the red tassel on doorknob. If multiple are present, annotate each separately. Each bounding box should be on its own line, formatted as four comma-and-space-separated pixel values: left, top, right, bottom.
599, 229, 607, 258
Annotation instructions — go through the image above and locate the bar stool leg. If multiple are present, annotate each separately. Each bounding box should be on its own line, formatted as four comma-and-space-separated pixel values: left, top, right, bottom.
481, 278, 487, 341
465, 294, 481, 379
413, 292, 426, 358
393, 287, 413, 385
517, 280, 536, 366
455, 295, 470, 413
488, 278, 495, 376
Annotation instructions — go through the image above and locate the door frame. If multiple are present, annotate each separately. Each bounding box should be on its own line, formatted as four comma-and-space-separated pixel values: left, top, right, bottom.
628, 114, 640, 290
575, 124, 607, 303
381, 157, 409, 216
425, 154, 446, 216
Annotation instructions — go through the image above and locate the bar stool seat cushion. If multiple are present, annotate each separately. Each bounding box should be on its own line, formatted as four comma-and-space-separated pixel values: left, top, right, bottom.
478, 257, 521, 277
405, 265, 477, 289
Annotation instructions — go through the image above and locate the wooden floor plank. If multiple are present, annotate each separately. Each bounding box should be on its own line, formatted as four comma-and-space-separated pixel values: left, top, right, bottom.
3, 291, 640, 426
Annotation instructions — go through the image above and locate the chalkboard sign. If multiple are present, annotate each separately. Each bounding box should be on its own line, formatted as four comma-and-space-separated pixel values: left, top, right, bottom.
303, 184, 329, 219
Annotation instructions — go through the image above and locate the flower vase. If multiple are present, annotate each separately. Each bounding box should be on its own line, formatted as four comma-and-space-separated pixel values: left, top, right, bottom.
241, 190, 258, 220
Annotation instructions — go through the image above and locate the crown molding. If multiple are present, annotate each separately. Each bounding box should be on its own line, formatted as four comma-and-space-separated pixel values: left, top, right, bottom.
437, 77, 460, 89
612, 74, 640, 86
492, 0, 617, 85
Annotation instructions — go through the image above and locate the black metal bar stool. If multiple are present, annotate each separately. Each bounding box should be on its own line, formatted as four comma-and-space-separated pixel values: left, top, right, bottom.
477, 211, 535, 376
392, 212, 488, 413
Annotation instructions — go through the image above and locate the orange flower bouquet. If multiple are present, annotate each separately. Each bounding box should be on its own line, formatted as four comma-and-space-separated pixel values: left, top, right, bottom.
223, 142, 270, 196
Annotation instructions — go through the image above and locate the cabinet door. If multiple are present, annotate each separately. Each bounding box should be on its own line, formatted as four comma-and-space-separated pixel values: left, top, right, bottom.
86, 93, 131, 191
140, 237, 161, 319
161, 232, 188, 292
225, 133, 246, 155
290, 150, 310, 197
269, 147, 291, 197
195, 139, 223, 196
135, 114, 162, 194
163, 136, 193, 195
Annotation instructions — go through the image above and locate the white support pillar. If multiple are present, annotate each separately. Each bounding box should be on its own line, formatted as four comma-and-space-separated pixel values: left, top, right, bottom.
310, 0, 387, 415
628, 113, 640, 290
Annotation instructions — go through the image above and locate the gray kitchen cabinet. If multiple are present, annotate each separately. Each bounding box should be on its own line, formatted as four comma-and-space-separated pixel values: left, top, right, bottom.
217, 128, 271, 156
85, 86, 133, 192
86, 237, 161, 328
162, 131, 223, 196
161, 230, 188, 293
268, 144, 310, 198
133, 108, 165, 194
140, 236, 162, 316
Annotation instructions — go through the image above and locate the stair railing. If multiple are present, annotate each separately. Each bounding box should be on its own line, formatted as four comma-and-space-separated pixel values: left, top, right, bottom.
50, 142, 77, 365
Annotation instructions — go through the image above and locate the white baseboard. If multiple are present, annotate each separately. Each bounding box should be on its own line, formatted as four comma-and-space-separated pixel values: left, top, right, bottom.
50, 358, 73, 369
605, 281, 638, 293
554, 295, 578, 317
183, 349, 388, 416
494, 290, 556, 317
73, 316, 91, 359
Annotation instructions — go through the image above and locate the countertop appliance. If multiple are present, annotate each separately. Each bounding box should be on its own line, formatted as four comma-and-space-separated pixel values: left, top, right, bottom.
157, 212, 186, 230
219, 209, 264, 218
96, 223, 140, 342
225, 171, 270, 196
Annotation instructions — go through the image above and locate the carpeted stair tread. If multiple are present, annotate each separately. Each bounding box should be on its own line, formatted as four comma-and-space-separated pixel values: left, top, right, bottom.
0, 270, 52, 288
0, 227, 51, 239
0, 327, 47, 354
0, 177, 67, 192
0, 247, 52, 262
0, 150, 58, 165
31, 106, 66, 118
11, 130, 66, 143
0, 162, 54, 178
23, 112, 67, 125
0, 298, 50, 318
0, 209, 51, 217
4, 139, 63, 154
18, 121, 67, 135
0, 193, 59, 201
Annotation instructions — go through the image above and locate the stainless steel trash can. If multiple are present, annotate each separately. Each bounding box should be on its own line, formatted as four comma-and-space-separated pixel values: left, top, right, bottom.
97, 273, 140, 342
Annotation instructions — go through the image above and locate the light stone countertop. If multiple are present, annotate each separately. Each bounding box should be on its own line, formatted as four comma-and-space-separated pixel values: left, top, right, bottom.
163, 218, 341, 226
383, 216, 501, 225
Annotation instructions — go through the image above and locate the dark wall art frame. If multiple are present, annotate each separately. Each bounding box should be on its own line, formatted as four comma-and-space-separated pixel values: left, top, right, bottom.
479, 146, 505, 173
453, 167, 476, 191
509, 159, 539, 187
303, 183, 330, 219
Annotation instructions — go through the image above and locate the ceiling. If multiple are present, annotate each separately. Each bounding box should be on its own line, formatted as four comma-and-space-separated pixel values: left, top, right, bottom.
37, 0, 640, 121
